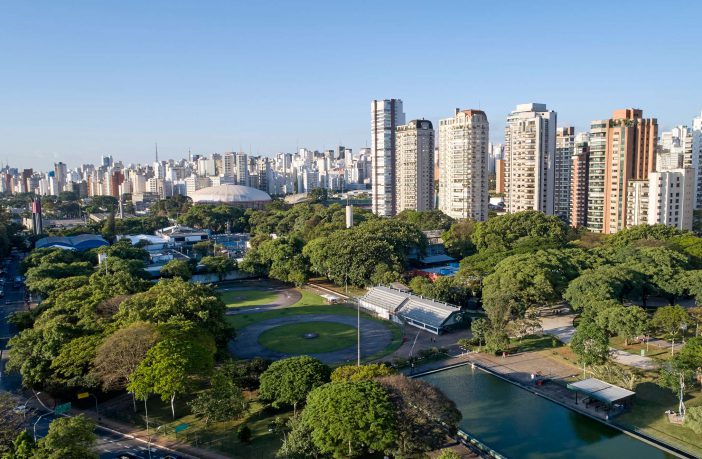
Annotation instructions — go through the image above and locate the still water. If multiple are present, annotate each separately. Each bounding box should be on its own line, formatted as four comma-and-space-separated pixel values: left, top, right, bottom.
420, 366, 675, 459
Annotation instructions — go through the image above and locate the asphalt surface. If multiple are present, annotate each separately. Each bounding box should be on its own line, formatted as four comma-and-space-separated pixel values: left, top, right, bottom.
0, 252, 181, 459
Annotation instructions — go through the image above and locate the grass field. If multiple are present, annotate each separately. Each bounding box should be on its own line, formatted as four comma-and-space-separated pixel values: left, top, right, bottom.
110, 391, 289, 458
227, 288, 404, 362
616, 382, 702, 457
258, 321, 357, 353
220, 288, 280, 308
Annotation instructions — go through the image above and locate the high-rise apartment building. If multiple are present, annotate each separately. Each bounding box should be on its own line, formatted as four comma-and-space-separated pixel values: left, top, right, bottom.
236, 153, 249, 186
371, 99, 405, 216
223, 152, 236, 178
395, 120, 434, 212
587, 120, 608, 232
647, 168, 695, 231
555, 127, 574, 221
692, 112, 702, 209
54, 162, 67, 194
504, 103, 557, 214
570, 133, 590, 228
438, 109, 489, 221
599, 109, 658, 234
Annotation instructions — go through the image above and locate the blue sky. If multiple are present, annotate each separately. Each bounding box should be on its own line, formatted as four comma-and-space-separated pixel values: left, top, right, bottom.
1, 0, 700, 170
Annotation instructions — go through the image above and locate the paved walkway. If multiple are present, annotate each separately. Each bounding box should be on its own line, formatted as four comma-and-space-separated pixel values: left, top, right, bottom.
229, 314, 393, 365
541, 314, 659, 370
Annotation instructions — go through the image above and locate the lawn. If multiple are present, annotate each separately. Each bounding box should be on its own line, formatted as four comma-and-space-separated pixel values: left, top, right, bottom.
609, 336, 677, 361
220, 288, 280, 308
616, 382, 702, 457
108, 391, 290, 458
227, 289, 404, 363
258, 321, 357, 353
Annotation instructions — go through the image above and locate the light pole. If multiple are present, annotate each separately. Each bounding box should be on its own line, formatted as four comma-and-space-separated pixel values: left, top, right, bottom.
147, 425, 163, 459
33, 412, 51, 441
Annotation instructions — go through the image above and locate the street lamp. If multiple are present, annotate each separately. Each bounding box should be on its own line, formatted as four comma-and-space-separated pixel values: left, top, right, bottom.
33, 412, 51, 441
147, 425, 164, 459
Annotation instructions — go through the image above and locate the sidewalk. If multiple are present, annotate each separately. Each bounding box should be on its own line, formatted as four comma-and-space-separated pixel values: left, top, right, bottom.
541, 314, 659, 370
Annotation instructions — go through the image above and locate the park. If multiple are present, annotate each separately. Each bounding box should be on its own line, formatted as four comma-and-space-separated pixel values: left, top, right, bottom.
221, 280, 403, 365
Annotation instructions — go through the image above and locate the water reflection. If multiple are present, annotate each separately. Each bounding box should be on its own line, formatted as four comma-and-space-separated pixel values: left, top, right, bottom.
420, 366, 673, 459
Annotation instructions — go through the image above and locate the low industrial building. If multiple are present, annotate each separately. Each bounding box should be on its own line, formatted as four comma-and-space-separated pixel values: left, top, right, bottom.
359, 286, 463, 335
35, 234, 109, 251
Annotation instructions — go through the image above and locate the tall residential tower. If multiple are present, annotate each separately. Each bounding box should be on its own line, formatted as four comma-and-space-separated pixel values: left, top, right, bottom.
504, 103, 557, 214
371, 99, 405, 216
438, 109, 489, 221
395, 119, 435, 212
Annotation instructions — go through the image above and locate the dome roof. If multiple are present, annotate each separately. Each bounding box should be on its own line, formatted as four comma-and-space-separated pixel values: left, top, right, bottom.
190, 184, 272, 204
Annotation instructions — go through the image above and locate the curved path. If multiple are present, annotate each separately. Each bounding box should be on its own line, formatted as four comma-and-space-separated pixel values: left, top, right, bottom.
229, 314, 393, 365
220, 285, 302, 314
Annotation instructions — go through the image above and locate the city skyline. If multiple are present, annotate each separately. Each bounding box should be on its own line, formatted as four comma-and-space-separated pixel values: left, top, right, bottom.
2, 0, 701, 169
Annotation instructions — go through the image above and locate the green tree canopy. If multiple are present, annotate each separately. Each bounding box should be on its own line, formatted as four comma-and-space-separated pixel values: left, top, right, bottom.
471, 210, 568, 252
570, 321, 610, 369
259, 356, 331, 414
301, 380, 397, 458
159, 259, 192, 280
127, 323, 216, 418
330, 364, 394, 382
395, 209, 454, 231
188, 367, 247, 425
34, 415, 97, 459
651, 305, 690, 340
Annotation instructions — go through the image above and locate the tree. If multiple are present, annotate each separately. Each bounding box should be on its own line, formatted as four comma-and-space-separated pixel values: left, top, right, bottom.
301, 380, 397, 457
276, 416, 324, 459
50, 334, 102, 388
675, 337, 702, 389
34, 415, 96, 459
651, 305, 690, 340
471, 210, 568, 252
687, 306, 702, 336
220, 358, 271, 391
259, 356, 330, 415
101, 213, 116, 240
240, 236, 309, 286
659, 358, 696, 417
470, 318, 489, 350
484, 327, 510, 354
330, 364, 394, 382
483, 250, 583, 322
103, 239, 150, 261
606, 224, 686, 248
563, 266, 643, 314
378, 375, 461, 457
188, 369, 247, 425
395, 209, 454, 231
127, 325, 216, 418
570, 321, 609, 373
441, 219, 476, 258
2, 430, 36, 459
200, 256, 237, 281
177, 204, 248, 233
159, 259, 192, 280
115, 278, 229, 342
0, 393, 28, 455
599, 305, 649, 345
237, 425, 252, 444
92, 322, 158, 391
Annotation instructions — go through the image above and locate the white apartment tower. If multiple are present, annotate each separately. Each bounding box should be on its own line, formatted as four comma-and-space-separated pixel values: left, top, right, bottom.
648, 168, 695, 231
555, 127, 574, 221
395, 119, 435, 213
371, 99, 405, 216
504, 103, 557, 214
236, 153, 249, 187
692, 112, 702, 209
438, 109, 489, 221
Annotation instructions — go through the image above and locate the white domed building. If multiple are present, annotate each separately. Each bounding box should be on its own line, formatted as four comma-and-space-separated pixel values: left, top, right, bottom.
190, 184, 272, 209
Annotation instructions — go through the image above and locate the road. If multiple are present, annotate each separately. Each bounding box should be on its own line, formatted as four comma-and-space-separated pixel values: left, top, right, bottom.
0, 252, 182, 459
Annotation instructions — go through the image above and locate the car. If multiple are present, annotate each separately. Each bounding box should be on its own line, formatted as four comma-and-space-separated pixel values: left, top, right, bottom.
160, 455, 184, 459
113, 453, 142, 459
